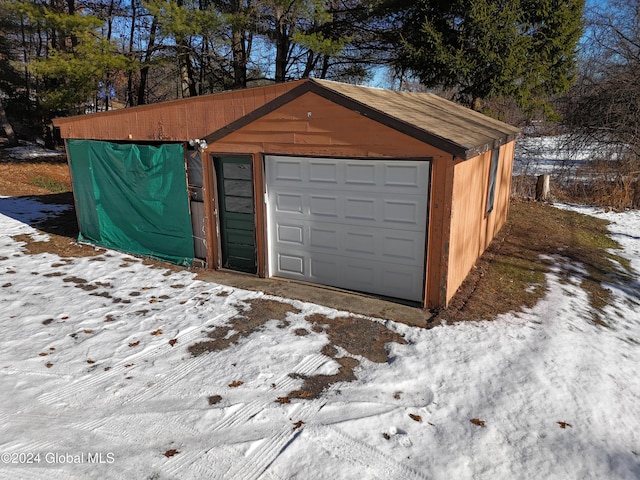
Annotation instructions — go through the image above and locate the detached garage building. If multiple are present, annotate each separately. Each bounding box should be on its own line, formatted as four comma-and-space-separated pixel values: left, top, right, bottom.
54, 79, 519, 309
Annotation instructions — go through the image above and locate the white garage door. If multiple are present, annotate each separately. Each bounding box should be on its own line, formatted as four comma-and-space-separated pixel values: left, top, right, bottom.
266, 155, 429, 302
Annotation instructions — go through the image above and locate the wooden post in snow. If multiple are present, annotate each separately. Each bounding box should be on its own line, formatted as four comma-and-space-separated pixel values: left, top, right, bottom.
536, 174, 550, 201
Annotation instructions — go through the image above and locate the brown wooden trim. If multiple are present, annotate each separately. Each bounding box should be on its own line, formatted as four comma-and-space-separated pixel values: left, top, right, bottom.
421, 159, 434, 310
425, 156, 455, 308
202, 151, 218, 269
253, 153, 267, 278
63, 139, 83, 240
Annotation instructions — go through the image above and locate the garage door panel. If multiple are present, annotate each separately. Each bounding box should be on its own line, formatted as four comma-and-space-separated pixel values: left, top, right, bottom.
345, 163, 376, 185
345, 231, 375, 255
382, 235, 421, 260
383, 200, 421, 225
277, 188, 427, 231
269, 156, 429, 194
309, 195, 339, 216
278, 253, 305, 276
309, 162, 338, 183
273, 160, 302, 181
275, 192, 304, 213
267, 155, 428, 303
344, 197, 376, 220
277, 224, 304, 244
271, 219, 424, 265
309, 227, 339, 250
384, 163, 423, 187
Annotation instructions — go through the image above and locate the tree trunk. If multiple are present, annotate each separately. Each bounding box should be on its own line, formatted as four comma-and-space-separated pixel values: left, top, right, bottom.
178, 44, 198, 97
231, 28, 248, 89
137, 15, 158, 105
274, 8, 289, 83
536, 174, 550, 201
0, 102, 18, 147
126, 0, 137, 106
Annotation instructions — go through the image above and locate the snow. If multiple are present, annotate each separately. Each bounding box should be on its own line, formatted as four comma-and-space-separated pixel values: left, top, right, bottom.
2, 144, 66, 162
1, 196, 639, 479
514, 134, 619, 177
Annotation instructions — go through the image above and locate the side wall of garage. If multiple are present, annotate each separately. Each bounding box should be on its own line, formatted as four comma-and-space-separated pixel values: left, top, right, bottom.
445, 140, 516, 303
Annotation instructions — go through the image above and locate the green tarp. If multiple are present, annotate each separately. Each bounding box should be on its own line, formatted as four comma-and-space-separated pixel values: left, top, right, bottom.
67, 139, 195, 265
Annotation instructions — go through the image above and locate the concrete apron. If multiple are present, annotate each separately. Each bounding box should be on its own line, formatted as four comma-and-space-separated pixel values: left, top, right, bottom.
194, 269, 433, 328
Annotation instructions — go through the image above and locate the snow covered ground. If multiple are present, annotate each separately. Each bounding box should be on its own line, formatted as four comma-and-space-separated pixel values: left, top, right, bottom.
2, 144, 66, 162
514, 134, 619, 177
0, 195, 639, 480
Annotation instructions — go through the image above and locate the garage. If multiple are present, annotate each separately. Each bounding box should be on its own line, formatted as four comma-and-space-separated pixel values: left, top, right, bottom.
55, 78, 520, 309
266, 155, 429, 302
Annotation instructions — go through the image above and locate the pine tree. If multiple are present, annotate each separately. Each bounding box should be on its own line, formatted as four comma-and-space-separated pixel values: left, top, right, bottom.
0, 1, 23, 145
377, 0, 585, 118
11, 0, 133, 118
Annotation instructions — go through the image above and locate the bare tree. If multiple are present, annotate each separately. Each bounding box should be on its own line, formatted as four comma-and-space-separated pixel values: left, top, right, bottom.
559, 0, 640, 207
562, 0, 640, 158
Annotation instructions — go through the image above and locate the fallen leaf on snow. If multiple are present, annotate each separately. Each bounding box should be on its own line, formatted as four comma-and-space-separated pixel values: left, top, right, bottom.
228, 380, 244, 388
164, 449, 179, 458
169, 339, 177, 346
38, 352, 48, 357
151, 329, 163, 336
292, 420, 305, 431
557, 421, 572, 429
409, 413, 422, 423
45, 362, 53, 368
128, 341, 140, 347
277, 397, 290, 404
470, 418, 486, 427
87, 359, 95, 364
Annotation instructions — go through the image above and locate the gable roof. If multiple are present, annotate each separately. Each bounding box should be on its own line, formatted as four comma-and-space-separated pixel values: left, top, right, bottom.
204, 79, 520, 159
55, 79, 520, 160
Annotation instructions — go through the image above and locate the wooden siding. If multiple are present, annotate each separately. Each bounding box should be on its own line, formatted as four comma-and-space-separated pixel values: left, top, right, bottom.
425, 154, 455, 308
53, 82, 303, 141
209, 92, 451, 160
445, 141, 515, 304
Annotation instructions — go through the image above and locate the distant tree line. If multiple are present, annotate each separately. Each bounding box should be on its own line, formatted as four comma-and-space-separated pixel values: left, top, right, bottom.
5, 0, 627, 150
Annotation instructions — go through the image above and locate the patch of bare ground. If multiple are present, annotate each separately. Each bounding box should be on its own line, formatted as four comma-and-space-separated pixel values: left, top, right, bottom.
432, 200, 633, 327
10, 231, 102, 259
188, 299, 301, 356
282, 314, 407, 401
0, 160, 71, 197
305, 313, 407, 363
287, 356, 360, 400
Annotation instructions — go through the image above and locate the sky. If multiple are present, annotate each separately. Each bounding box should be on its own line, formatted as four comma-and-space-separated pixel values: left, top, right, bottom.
0, 145, 639, 479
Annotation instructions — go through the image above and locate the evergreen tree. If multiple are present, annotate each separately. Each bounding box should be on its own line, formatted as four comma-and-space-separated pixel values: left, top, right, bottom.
377, 0, 585, 117
0, 1, 25, 145
10, 0, 133, 119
